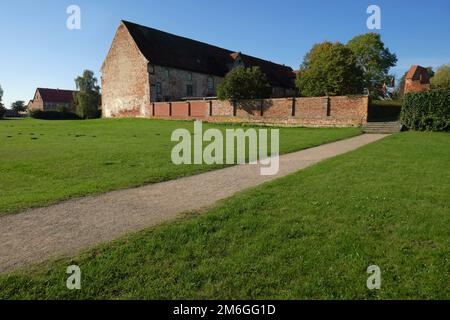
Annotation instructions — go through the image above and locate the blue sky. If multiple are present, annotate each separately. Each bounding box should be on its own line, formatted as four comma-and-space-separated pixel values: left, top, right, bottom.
0, 0, 449, 107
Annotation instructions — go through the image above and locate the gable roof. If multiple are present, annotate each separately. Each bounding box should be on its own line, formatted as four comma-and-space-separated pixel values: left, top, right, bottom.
121, 20, 295, 89
406, 65, 430, 83
36, 88, 76, 103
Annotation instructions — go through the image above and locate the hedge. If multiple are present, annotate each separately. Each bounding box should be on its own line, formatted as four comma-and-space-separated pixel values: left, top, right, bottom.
30, 110, 80, 120
401, 89, 450, 131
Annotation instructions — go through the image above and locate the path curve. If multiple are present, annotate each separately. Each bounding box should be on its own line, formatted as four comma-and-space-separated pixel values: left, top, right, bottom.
0, 134, 389, 273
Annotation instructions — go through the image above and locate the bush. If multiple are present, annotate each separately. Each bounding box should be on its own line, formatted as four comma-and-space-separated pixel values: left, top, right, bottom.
0, 105, 5, 119
30, 110, 80, 120
217, 66, 272, 101
401, 90, 450, 131
430, 63, 450, 90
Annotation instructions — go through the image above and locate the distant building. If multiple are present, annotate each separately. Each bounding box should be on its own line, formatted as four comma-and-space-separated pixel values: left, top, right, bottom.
404, 65, 431, 94
101, 20, 297, 117
28, 88, 77, 112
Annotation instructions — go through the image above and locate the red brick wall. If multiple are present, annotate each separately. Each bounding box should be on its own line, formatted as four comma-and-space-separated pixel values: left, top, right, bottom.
263, 98, 293, 119
208, 96, 368, 127
190, 101, 208, 118
108, 96, 368, 127
101, 22, 150, 118
171, 102, 189, 118
28, 90, 44, 111
154, 102, 171, 117
211, 100, 233, 116
405, 79, 430, 93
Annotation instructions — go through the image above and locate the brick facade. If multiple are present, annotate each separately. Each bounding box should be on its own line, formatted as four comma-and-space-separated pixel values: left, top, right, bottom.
101, 21, 297, 117
101, 21, 368, 126
28, 90, 44, 111
404, 65, 431, 94
28, 88, 76, 112
101, 23, 150, 118
112, 96, 368, 127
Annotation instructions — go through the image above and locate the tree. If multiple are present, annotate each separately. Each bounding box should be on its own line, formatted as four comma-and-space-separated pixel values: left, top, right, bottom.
426, 66, 435, 79
347, 33, 397, 98
0, 85, 5, 119
430, 63, 450, 89
217, 66, 272, 101
11, 100, 26, 114
74, 70, 101, 119
295, 42, 364, 97
392, 72, 407, 100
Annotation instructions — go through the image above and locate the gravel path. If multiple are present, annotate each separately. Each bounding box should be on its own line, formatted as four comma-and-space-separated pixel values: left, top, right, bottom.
0, 134, 388, 273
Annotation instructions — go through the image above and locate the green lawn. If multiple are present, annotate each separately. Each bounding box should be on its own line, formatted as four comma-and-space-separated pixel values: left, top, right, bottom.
0, 118, 360, 215
0, 131, 448, 299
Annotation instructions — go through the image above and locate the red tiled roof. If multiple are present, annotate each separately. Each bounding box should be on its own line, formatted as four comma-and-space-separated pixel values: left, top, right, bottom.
406, 65, 430, 83
37, 88, 76, 103
122, 21, 295, 89
406, 65, 420, 79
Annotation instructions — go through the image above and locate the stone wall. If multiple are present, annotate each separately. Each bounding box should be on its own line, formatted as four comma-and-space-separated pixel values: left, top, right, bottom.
132, 96, 368, 127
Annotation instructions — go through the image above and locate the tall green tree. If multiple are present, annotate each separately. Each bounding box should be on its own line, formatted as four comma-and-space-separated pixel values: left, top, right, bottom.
295, 42, 364, 97
74, 70, 101, 119
430, 63, 450, 89
217, 66, 272, 101
347, 33, 397, 98
11, 100, 26, 114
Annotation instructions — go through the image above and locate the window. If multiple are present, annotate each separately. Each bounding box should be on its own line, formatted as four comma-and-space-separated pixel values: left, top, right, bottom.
164, 68, 170, 78
207, 77, 214, 91
187, 72, 193, 81
156, 82, 162, 94
148, 64, 155, 74
186, 84, 193, 97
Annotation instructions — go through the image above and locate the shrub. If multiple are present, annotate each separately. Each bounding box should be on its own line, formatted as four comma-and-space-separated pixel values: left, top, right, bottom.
217, 66, 272, 101
401, 90, 450, 131
430, 63, 450, 90
0, 105, 5, 119
30, 110, 80, 120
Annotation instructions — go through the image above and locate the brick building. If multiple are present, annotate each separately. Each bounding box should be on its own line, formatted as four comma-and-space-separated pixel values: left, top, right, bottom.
101, 20, 297, 118
404, 65, 431, 94
28, 88, 76, 112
